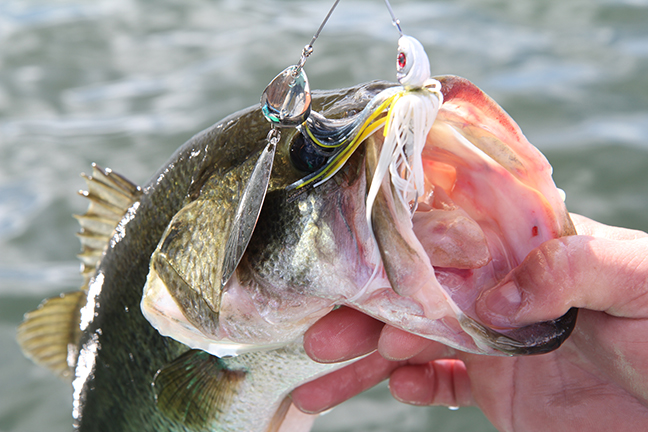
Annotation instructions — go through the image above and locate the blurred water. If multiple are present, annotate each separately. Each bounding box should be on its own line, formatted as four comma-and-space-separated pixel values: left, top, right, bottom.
1, 0, 647, 431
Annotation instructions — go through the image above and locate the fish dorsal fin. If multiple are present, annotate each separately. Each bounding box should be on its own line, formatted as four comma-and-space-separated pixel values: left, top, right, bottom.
75, 163, 142, 288
16, 291, 87, 379
153, 349, 246, 429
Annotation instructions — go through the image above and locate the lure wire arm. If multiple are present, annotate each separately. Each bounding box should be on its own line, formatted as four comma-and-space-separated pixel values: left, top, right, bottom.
384, 0, 403, 35
294, 0, 341, 75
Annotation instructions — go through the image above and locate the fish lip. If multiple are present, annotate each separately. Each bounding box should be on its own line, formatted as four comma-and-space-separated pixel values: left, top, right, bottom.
461, 308, 579, 356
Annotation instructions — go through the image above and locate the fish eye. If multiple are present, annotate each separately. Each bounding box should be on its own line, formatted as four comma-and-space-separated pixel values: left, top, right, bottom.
289, 133, 330, 173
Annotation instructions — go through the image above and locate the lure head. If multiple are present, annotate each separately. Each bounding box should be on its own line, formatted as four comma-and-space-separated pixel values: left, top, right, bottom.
396, 35, 431, 89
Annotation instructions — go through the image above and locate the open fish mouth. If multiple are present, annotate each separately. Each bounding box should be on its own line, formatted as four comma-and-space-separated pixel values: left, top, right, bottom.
140, 77, 577, 359
346, 75, 578, 355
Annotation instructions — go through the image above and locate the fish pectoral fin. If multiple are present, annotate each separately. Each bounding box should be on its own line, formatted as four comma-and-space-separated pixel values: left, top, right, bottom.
153, 349, 246, 429
75, 164, 142, 288
266, 397, 317, 432
265, 396, 293, 432
16, 290, 87, 379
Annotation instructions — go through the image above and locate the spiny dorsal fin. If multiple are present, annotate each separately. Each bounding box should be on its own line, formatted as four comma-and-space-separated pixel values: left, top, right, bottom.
75, 163, 142, 288
153, 349, 246, 429
16, 291, 87, 379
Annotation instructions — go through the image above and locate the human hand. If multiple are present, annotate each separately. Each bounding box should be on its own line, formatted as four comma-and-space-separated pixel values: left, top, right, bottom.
292, 214, 648, 431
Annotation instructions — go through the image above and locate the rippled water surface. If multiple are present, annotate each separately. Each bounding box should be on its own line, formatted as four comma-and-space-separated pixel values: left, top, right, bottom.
1, 0, 647, 431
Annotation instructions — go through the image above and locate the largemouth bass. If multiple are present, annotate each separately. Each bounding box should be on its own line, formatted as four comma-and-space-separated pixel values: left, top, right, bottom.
17, 74, 576, 431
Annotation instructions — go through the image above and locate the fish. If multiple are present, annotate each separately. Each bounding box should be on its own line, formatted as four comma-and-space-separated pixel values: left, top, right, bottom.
16, 74, 577, 431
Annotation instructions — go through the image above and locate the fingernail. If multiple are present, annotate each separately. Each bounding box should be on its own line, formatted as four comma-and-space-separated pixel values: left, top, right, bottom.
481, 281, 522, 326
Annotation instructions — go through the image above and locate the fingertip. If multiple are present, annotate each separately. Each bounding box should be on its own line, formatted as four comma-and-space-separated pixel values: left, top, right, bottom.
389, 365, 434, 405
304, 307, 384, 363
389, 360, 473, 407
475, 280, 522, 327
475, 237, 577, 326
302, 321, 335, 363
378, 325, 429, 361
570, 213, 648, 240
291, 379, 336, 414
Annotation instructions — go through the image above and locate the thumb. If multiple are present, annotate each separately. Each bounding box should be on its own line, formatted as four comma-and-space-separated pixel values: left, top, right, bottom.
475, 235, 648, 327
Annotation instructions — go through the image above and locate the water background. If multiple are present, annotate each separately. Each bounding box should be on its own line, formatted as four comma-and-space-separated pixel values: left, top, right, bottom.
1, 0, 647, 431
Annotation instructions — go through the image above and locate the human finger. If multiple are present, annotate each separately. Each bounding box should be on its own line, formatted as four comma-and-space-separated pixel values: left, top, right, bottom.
475, 235, 648, 327
378, 325, 455, 362
292, 351, 401, 414
303, 306, 384, 363
570, 213, 648, 240
378, 325, 429, 360
389, 359, 474, 407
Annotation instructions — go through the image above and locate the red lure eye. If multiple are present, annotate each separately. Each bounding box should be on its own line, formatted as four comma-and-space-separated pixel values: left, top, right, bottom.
397, 52, 406, 69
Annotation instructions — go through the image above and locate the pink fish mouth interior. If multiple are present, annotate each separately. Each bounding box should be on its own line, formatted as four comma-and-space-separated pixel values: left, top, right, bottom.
359, 139, 579, 354
363, 76, 578, 355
